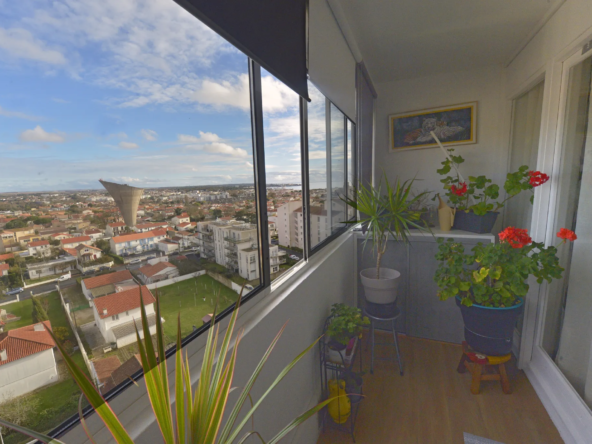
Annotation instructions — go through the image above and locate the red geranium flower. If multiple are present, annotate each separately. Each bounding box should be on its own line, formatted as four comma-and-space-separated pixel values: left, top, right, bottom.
528, 171, 550, 187
450, 182, 467, 196
557, 228, 577, 241
499, 227, 532, 249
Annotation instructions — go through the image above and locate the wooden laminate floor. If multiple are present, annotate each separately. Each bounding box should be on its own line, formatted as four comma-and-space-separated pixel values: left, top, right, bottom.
317, 334, 563, 444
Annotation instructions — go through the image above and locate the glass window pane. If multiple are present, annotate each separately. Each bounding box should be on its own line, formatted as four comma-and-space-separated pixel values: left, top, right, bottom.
542, 55, 592, 405
0, 0, 260, 437
260, 68, 303, 281
307, 82, 329, 248
330, 104, 347, 233
503, 80, 545, 230
347, 120, 355, 220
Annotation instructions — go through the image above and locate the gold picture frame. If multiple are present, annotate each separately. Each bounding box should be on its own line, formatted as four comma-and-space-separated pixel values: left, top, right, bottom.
389, 102, 477, 152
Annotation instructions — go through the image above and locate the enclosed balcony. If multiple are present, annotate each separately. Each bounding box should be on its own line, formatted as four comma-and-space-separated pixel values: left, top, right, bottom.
2, 0, 592, 443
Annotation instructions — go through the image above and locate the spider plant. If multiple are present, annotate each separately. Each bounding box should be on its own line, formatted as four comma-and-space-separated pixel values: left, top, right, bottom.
342, 175, 429, 278
0, 288, 335, 443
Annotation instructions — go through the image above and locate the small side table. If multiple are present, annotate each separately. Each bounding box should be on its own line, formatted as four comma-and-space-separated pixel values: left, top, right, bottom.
457, 341, 511, 395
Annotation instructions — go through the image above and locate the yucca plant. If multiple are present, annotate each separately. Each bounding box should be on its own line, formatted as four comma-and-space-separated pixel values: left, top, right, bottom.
0, 288, 334, 443
342, 175, 429, 278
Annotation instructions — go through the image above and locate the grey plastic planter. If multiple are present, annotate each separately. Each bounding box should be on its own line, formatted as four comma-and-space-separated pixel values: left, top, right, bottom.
453, 210, 499, 233
360, 268, 401, 304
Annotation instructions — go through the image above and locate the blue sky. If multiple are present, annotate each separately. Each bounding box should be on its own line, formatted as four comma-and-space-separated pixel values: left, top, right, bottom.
0, 0, 327, 192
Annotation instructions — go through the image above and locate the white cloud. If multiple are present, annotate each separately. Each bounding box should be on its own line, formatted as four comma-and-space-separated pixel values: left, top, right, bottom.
118, 141, 139, 149
246, 161, 253, 168
308, 150, 326, 160
0, 105, 42, 121
0, 27, 66, 65
204, 142, 248, 158
261, 75, 298, 113
140, 129, 157, 141
199, 131, 221, 143
177, 131, 220, 144
191, 74, 250, 110
19, 126, 64, 143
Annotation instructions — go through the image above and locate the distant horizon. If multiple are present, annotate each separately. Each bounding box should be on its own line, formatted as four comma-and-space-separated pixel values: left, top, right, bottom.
0, 181, 339, 197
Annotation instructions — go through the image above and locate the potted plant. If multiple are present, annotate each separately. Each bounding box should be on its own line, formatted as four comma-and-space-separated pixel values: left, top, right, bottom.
343, 369, 365, 404
342, 176, 428, 304
434, 226, 576, 355
326, 303, 369, 362
436, 149, 550, 233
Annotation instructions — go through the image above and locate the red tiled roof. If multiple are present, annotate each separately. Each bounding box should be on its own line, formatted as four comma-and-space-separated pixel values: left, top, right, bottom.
83, 270, 134, 290
0, 253, 14, 261
0, 264, 9, 272
61, 236, 91, 245
93, 356, 121, 383
111, 229, 166, 244
94, 286, 155, 318
63, 247, 78, 257
0, 321, 55, 367
29, 240, 49, 247
139, 261, 177, 278
85, 229, 102, 235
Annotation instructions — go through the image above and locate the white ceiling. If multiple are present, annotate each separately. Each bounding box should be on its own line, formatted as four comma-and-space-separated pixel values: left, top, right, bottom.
336, 0, 561, 83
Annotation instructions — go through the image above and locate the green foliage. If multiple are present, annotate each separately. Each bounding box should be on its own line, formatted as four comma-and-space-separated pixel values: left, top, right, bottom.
434, 238, 564, 307
95, 238, 111, 253
436, 150, 534, 215
8, 267, 23, 287
211, 209, 223, 218
32, 297, 49, 323
53, 326, 70, 344
4, 219, 27, 229
326, 303, 370, 346
342, 175, 428, 278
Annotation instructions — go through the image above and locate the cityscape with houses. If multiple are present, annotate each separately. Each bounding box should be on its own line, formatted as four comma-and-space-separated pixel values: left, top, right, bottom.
0, 179, 334, 443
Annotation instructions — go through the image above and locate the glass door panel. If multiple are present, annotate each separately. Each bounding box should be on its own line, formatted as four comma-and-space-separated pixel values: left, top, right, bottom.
542, 55, 592, 406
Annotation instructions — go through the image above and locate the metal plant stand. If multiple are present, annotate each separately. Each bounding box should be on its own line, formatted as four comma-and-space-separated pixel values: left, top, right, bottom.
319, 316, 363, 443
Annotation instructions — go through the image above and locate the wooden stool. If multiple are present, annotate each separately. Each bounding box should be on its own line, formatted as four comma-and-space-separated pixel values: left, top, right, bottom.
457, 341, 511, 395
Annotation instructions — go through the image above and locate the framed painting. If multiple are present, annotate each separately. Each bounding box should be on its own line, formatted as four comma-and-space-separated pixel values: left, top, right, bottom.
389, 102, 477, 151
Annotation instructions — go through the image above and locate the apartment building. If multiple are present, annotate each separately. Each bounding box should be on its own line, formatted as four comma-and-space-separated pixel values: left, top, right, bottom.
109, 229, 167, 257
275, 201, 330, 249
197, 219, 284, 280
105, 222, 126, 238
28, 240, 51, 257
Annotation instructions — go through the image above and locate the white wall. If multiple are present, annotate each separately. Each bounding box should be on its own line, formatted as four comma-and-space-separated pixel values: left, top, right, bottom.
0, 349, 58, 402
308, 0, 356, 120
506, 0, 592, 92
374, 65, 507, 218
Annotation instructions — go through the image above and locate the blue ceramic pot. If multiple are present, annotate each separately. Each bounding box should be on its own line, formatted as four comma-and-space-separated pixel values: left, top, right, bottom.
455, 296, 524, 356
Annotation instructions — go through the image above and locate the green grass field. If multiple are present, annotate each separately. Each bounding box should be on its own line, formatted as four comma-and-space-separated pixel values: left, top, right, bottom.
156, 275, 239, 338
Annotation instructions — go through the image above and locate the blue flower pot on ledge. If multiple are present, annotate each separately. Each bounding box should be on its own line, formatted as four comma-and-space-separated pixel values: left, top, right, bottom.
455, 296, 524, 356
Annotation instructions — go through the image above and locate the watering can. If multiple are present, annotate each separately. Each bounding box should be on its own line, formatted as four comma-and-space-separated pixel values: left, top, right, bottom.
437, 195, 455, 231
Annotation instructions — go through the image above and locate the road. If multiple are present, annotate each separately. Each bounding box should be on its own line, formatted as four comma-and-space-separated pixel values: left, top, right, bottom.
278, 246, 303, 260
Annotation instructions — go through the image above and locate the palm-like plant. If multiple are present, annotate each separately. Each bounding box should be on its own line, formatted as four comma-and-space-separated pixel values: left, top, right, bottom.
342, 175, 429, 278
0, 288, 334, 443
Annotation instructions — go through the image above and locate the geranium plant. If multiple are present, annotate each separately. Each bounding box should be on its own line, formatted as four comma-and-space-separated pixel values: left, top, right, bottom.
326, 303, 370, 347
434, 227, 576, 307
436, 149, 549, 215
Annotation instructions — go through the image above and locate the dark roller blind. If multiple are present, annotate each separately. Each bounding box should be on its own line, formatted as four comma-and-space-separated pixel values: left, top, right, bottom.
174, 0, 309, 101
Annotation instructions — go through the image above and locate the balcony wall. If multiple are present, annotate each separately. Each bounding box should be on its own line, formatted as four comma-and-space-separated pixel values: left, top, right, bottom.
62, 233, 355, 444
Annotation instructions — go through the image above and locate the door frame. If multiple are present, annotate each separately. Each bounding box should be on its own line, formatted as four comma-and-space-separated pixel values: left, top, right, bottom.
520, 35, 592, 444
